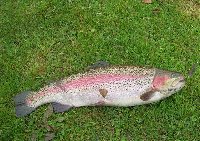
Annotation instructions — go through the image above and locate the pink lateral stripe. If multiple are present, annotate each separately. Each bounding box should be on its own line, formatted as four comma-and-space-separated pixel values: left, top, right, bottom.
28, 74, 144, 103
60, 74, 142, 90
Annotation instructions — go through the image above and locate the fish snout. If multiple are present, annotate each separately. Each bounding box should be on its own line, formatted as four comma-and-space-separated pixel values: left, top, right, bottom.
179, 76, 185, 82
171, 75, 185, 87
170, 72, 185, 84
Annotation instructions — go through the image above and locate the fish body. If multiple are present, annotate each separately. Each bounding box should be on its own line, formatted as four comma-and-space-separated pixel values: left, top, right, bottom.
14, 65, 185, 117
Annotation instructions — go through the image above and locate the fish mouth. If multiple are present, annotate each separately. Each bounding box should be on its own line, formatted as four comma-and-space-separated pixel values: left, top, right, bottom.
167, 78, 185, 94
172, 76, 185, 86
174, 77, 185, 89
178, 75, 185, 81
169, 76, 185, 93
178, 77, 185, 87
179, 79, 185, 83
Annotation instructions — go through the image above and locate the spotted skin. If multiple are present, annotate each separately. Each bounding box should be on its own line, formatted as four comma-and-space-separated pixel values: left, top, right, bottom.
14, 66, 185, 117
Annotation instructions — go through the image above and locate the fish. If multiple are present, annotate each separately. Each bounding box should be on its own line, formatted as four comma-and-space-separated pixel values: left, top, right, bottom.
14, 62, 185, 117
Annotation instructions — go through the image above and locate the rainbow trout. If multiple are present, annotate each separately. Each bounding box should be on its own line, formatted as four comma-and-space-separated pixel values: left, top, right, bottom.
14, 63, 185, 117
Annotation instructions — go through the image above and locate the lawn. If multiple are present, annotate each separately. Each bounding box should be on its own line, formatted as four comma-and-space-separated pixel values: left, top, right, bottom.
0, 0, 200, 140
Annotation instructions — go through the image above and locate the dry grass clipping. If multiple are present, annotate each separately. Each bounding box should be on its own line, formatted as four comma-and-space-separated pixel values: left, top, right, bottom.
178, 0, 200, 18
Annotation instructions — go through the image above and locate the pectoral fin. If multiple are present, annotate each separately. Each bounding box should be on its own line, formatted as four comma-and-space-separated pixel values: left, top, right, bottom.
140, 90, 155, 101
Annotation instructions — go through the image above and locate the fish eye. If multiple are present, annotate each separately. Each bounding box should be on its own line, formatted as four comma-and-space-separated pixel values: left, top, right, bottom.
171, 73, 180, 78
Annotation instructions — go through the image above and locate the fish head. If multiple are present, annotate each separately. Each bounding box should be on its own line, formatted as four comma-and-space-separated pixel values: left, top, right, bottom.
153, 69, 185, 97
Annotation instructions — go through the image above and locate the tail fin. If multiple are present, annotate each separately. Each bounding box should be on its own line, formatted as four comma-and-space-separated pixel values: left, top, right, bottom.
13, 91, 35, 117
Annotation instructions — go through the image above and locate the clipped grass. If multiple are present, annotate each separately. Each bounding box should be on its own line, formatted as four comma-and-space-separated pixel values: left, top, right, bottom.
0, 0, 200, 140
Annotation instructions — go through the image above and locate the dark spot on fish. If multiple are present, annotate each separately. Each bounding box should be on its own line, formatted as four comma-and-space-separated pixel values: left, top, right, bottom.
99, 89, 108, 98
140, 90, 155, 101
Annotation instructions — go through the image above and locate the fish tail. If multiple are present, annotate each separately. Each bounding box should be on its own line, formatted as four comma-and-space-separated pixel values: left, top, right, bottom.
13, 91, 35, 117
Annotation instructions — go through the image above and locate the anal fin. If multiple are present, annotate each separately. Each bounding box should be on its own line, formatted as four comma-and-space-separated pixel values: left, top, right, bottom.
52, 102, 72, 113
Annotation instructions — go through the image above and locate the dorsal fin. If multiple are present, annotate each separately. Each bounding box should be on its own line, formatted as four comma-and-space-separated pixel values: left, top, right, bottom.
87, 61, 110, 70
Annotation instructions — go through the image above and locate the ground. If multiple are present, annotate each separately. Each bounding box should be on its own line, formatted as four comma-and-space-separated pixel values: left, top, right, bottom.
0, 0, 200, 140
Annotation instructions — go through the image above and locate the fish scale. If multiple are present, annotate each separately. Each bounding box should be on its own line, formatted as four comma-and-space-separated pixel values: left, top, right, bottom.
14, 65, 185, 117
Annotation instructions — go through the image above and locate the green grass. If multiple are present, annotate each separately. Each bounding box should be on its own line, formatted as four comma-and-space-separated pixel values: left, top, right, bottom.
1, 0, 200, 140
